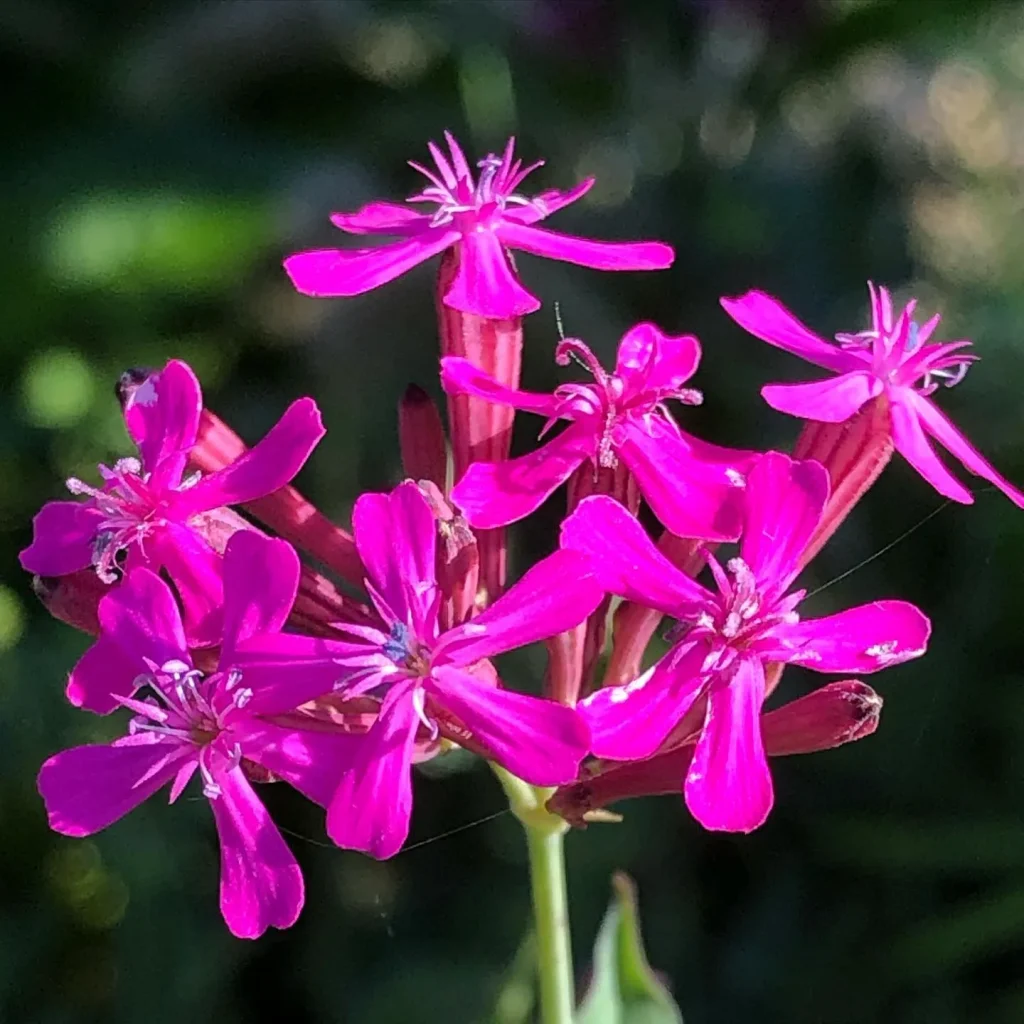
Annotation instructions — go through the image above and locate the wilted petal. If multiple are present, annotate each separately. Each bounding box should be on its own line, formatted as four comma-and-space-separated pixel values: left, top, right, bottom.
123, 360, 202, 487
19, 501, 103, 576
580, 651, 706, 761
326, 683, 420, 859
614, 323, 701, 396
428, 666, 589, 785
721, 292, 861, 374
219, 533, 299, 661
889, 395, 973, 503
440, 356, 559, 416
450, 425, 592, 529
685, 658, 773, 833
437, 548, 604, 666
176, 398, 325, 515
38, 739, 190, 836
767, 600, 930, 673
910, 391, 1024, 507
762, 371, 881, 423
284, 230, 457, 297
442, 230, 540, 318
498, 222, 674, 271
559, 495, 708, 614
740, 453, 829, 590
616, 417, 745, 541
330, 202, 431, 235
210, 767, 304, 939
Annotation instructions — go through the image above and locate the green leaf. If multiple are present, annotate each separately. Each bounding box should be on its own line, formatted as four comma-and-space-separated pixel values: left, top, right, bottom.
576, 873, 683, 1024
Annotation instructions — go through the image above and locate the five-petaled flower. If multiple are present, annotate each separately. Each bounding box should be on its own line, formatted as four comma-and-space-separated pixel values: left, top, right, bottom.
284, 132, 675, 319
20, 359, 325, 643
37, 531, 350, 939
325, 481, 599, 859
722, 284, 1024, 508
442, 322, 751, 539
560, 452, 931, 833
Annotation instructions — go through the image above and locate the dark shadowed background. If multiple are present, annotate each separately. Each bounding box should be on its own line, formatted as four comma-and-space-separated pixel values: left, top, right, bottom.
3, 1, 1024, 1021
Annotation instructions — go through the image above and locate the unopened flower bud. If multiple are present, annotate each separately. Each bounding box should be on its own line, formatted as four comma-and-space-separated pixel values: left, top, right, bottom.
417, 480, 478, 628
32, 570, 106, 636
399, 385, 448, 493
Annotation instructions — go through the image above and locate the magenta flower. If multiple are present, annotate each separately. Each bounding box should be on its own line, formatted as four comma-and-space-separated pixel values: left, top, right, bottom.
37, 531, 350, 938
325, 481, 600, 859
442, 323, 751, 540
721, 284, 1024, 507
20, 359, 325, 642
560, 452, 930, 832
283, 132, 674, 319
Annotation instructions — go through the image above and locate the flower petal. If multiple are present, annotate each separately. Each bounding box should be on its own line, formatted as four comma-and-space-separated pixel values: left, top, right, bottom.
497, 222, 674, 271
721, 292, 861, 374
579, 648, 707, 761
144, 524, 224, 646
615, 417, 746, 541
559, 495, 709, 614
210, 767, 304, 939
450, 425, 592, 529
220, 533, 299, 662
501, 180, 594, 225
442, 230, 540, 318
614, 323, 701, 396
767, 600, 930, 673
228, 633, 346, 714
435, 548, 605, 666
175, 398, 325, 515
352, 482, 438, 627
685, 658, 773, 833
284, 229, 457, 297
428, 666, 589, 785
440, 356, 559, 416
761, 370, 882, 423
739, 452, 829, 591
38, 738, 190, 836
330, 202, 432, 235
68, 567, 189, 713
326, 682, 420, 859
889, 394, 973, 503
910, 391, 1024, 507
19, 501, 103, 576
123, 360, 202, 487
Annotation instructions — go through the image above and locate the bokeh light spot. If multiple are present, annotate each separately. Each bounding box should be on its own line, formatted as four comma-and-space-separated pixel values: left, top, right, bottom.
0, 586, 26, 651
21, 349, 96, 428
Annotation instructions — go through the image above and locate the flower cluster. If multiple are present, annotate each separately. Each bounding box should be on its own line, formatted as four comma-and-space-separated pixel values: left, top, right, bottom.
26, 134, 1020, 937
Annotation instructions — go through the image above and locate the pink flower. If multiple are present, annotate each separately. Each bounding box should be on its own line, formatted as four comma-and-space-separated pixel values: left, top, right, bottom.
37, 531, 349, 938
560, 452, 931, 833
721, 284, 1024, 507
325, 481, 600, 859
284, 132, 674, 319
442, 323, 751, 540
20, 360, 325, 642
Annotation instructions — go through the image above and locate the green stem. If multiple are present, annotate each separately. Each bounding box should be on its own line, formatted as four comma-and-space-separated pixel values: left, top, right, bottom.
493, 765, 575, 1024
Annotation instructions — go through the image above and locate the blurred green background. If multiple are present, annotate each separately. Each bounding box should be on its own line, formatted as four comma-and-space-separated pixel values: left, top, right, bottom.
3, 0, 1024, 1021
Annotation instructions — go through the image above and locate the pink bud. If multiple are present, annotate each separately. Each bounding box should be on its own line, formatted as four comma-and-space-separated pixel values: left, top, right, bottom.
32, 570, 106, 636
191, 407, 364, 586
417, 480, 479, 629
399, 385, 448, 493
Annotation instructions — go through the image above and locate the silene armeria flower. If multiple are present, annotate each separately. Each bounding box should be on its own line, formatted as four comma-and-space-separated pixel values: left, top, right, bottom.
442, 322, 751, 540
325, 481, 601, 859
721, 284, 1024, 508
37, 532, 350, 938
20, 359, 325, 642
284, 132, 675, 319
560, 452, 931, 833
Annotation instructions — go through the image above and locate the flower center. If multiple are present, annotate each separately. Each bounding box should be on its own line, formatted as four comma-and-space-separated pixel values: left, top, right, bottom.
124, 660, 251, 798
382, 621, 432, 676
